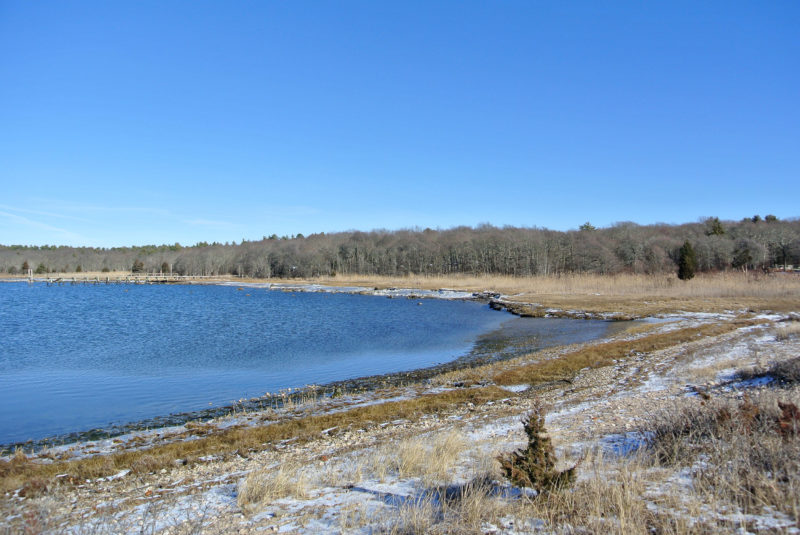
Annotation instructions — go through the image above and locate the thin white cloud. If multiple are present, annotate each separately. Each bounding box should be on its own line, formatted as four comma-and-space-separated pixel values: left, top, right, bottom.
0, 210, 87, 242
28, 198, 173, 217
0, 204, 93, 223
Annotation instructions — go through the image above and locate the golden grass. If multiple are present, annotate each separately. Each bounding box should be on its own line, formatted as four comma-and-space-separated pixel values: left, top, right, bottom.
238, 462, 309, 513
314, 271, 800, 298
0, 387, 506, 495
368, 430, 466, 485
511, 451, 689, 535
776, 320, 800, 341
301, 272, 800, 315
493, 320, 752, 386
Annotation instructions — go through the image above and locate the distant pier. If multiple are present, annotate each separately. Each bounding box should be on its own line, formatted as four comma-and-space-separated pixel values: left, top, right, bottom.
38, 274, 216, 285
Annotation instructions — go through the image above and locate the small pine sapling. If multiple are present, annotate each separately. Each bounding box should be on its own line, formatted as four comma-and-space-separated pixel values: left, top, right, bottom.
498, 406, 577, 493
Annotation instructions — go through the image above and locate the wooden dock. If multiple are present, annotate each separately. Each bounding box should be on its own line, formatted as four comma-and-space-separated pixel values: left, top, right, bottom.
37, 274, 216, 285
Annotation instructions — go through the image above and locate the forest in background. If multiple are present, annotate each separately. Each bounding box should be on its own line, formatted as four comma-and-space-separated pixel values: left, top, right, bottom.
2, 216, 799, 278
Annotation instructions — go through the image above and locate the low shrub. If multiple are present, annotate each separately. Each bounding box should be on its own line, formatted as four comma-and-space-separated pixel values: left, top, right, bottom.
498, 405, 577, 493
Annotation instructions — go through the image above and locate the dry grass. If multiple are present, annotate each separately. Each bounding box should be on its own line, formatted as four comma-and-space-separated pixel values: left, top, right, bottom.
307, 272, 800, 313
369, 430, 466, 485
305, 272, 799, 297
338, 502, 370, 532
493, 320, 751, 386
383, 494, 439, 534
737, 355, 800, 386
238, 462, 309, 513
645, 390, 800, 521
0, 387, 505, 496
776, 320, 800, 341
515, 452, 671, 535
379, 475, 506, 535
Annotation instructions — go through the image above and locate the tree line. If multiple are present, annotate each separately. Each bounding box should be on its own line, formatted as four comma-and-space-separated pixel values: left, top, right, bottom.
2, 216, 798, 278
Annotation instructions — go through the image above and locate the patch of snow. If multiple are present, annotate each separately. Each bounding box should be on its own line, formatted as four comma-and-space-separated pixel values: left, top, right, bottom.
499, 384, 530, 393
545, 400, 598, 424
637, 372, 670, 393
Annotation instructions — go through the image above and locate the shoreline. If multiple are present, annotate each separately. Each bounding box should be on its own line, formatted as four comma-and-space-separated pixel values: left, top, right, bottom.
3, 272, 796, 453
5, 272, 792, 452
0, 286, 629, 454
3, 303, 797, 532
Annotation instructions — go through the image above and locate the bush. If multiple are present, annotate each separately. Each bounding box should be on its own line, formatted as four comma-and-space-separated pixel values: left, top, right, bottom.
34, 263, 47, 274
498, 406, 577, 493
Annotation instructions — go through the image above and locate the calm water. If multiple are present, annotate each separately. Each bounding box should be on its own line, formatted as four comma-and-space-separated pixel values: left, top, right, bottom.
0, 282, 615, 445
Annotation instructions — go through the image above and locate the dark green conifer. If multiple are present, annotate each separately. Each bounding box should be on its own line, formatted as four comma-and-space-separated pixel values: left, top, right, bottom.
498, 406, 577, 493
705, 217, 725, 236
678, 240, 697, 280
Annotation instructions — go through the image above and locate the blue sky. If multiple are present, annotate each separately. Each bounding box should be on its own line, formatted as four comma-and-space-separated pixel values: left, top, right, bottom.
1, 1, 798, 247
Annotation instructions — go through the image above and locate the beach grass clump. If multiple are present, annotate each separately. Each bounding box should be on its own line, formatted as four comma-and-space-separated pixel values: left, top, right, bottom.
380, 475, 504, 534
238, 462, 309, 513
369, 429, 466, 484
776, 320, 800, 341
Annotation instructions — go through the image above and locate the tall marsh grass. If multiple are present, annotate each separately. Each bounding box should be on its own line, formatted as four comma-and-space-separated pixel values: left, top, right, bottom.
320, 271, 800, 299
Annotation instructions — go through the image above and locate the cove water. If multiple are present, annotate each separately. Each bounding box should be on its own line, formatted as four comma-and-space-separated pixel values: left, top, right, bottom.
0, 282, 615, 445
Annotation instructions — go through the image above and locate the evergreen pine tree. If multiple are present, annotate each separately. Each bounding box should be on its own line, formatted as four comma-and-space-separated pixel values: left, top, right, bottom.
498, 406, 577, 492
678, 240, 697, 280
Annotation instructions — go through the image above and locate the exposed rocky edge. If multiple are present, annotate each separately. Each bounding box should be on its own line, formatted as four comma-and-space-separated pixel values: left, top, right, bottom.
216, 279, 638, 320
215, 281, 482, 301
489, 299, 637, 321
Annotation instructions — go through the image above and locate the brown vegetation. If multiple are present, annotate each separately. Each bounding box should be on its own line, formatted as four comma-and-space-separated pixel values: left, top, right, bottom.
645, 390, 800, 521
0, 387, 506, 496
313, 271, 800, 315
